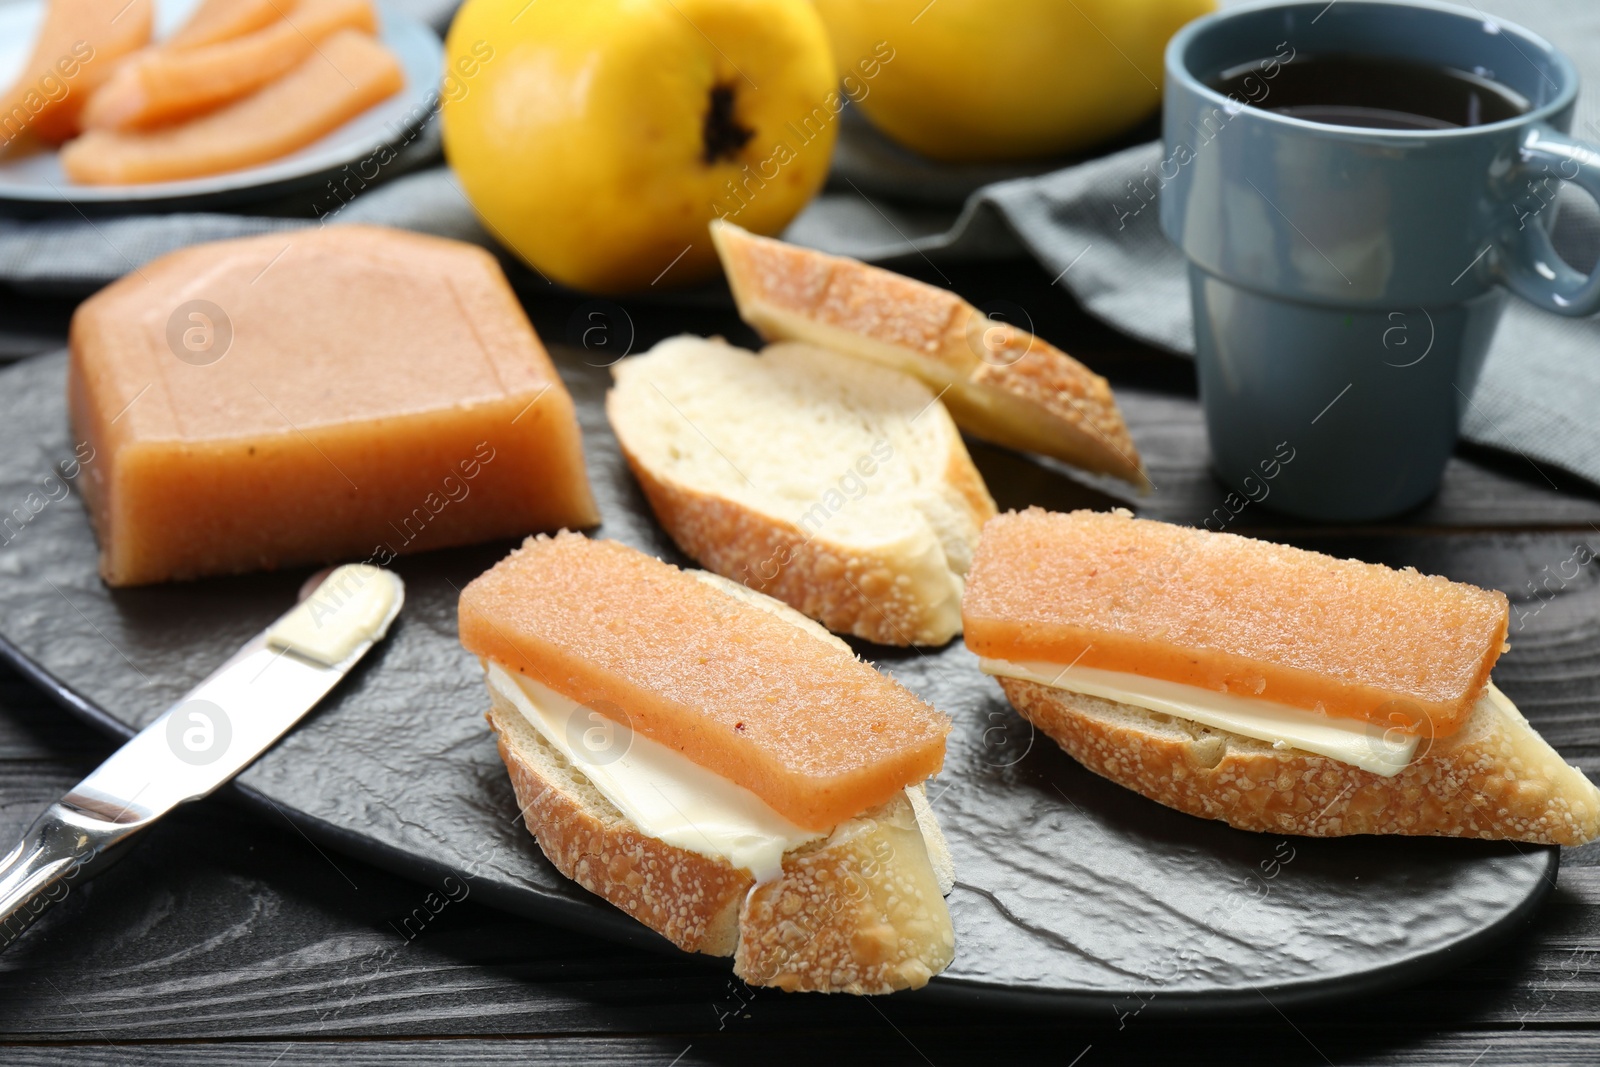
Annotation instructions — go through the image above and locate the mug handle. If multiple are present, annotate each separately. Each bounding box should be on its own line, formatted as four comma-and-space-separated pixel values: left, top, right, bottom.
1497, 124, 1600, 316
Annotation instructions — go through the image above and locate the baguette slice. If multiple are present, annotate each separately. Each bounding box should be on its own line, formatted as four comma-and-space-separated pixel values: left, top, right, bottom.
1001, 678, 1600, 846
607, 335, 996, 647
477, 562, 956, 993
711, 220, 1145, 485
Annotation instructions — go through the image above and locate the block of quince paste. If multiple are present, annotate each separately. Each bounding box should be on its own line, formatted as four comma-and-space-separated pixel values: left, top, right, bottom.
963, 508, 1509, 737
68, 225, 599, 587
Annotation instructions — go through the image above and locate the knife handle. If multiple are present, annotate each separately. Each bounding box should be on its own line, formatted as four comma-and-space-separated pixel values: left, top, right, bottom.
0, 803, 138, 952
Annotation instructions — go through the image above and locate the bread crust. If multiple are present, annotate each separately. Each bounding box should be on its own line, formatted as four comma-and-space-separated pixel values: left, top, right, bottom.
490, 695, 750, 955
487, 694, 955, 993
712, 220, 1145, 484
964, 325, 1145, 485
605, 353, 996, 647
735, 798, 956, 994
1000, 678, 1600, 846
618, 448, 946, 646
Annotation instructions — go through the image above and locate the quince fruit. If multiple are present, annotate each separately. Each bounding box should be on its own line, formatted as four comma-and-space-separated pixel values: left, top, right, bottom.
442, 0, 837, 293
814, 0, 1214, 163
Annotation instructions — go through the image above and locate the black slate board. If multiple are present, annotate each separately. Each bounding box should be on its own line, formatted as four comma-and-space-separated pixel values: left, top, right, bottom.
0, 348, 1556, 1013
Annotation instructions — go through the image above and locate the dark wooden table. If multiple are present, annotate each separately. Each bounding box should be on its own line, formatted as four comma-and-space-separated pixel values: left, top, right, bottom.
2, 259, 1599, 1065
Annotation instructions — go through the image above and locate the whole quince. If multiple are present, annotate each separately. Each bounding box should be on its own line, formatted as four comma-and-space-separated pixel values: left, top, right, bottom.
814, 0, 1214, 163
442, 0, 837, 293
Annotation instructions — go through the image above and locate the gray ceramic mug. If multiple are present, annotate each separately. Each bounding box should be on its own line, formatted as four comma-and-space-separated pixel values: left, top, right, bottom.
1160, 0, 1600, 521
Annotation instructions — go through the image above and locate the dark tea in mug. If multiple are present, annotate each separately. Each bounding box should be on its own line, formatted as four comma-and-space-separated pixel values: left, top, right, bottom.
1207, 53, 1531, 130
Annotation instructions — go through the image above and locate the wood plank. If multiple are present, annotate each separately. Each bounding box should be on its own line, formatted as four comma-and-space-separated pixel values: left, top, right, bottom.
1, 762, 1599, 1042
0, 795, 730, 1043
0, 1029, 1598, 1066
966, 394, 1600, 533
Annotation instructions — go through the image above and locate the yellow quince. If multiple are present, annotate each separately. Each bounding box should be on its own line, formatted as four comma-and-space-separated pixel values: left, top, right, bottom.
442, 0, 839, 293
814, 0, 1215, 163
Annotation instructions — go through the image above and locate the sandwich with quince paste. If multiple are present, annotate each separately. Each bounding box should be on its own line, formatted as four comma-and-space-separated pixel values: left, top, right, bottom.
963, 507, 1600, 845
458, 532, 956, 993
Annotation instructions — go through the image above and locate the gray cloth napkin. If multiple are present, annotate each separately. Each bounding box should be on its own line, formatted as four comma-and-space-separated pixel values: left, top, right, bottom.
5, 0, 1600, 487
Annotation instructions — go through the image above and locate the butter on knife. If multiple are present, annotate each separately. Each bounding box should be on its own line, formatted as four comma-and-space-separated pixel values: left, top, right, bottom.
269, 564, 404, 666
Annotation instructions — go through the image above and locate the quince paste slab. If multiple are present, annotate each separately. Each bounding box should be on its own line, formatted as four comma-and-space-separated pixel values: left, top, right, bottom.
68, 224, 598, 586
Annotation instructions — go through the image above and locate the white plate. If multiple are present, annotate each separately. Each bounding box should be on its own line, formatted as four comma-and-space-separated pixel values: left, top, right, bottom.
0, 0, 443, 207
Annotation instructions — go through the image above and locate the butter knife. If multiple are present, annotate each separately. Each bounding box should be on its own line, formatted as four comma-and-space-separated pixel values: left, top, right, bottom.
0, 563, 404, 951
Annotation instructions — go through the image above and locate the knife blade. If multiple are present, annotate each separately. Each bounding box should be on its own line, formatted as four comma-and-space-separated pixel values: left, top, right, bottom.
0, 564, 404, 951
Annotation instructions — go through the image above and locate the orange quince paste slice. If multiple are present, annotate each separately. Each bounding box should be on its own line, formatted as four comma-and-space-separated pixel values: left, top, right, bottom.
166, 0, 286, 50
61, 28, 400, 184
460, 534, 951, 831
963, 508, 1509, 737
0, 0, 152, 146
82, 0, 378, 131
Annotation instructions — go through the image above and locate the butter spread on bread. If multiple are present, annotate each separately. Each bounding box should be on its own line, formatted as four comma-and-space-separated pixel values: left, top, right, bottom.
981, 658, 1420, 776
965, 508, 1600, 845
486, 661, 823, 882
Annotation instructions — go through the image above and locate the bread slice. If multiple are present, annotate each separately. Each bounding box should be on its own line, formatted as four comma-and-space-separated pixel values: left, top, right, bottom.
711, 220, 1145, 485
1000, 677, 1600, 846
482, 571, 957, 994
607, 335, 996, 646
